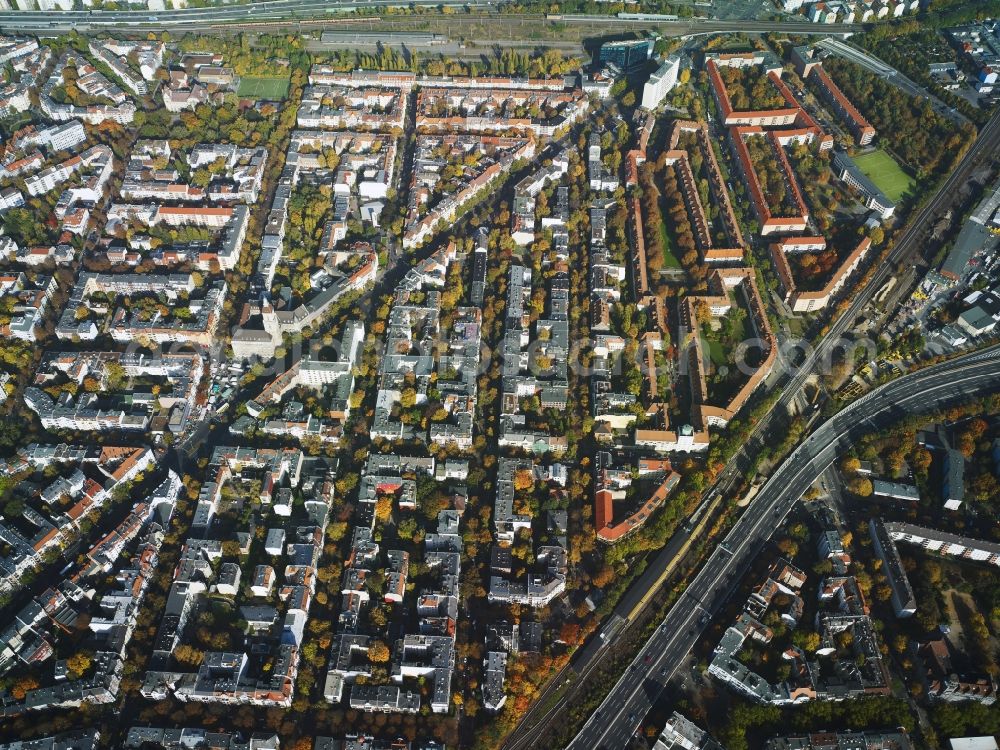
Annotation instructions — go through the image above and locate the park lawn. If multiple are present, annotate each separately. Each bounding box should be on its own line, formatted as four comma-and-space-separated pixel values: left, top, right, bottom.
236, 76, 290, 100
851, 149, 914, 203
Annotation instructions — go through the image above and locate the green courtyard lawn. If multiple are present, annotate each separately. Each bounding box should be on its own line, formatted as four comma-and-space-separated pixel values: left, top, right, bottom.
703, 312, 746, 367
706, 338, 726, 366
657, 222, 682, 268
851, 149, 915, 203
236, 76, 290, 100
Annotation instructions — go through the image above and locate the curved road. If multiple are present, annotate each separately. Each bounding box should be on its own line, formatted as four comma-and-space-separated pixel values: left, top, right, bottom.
569, 343, 1000, 750
712, 107, 1000, 507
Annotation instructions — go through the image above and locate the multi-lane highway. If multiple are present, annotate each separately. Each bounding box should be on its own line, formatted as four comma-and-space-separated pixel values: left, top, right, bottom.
0, 2, 863, 36
0, 0, 471, 30
502, 107, 1000, 750
570, 343, 1000, 750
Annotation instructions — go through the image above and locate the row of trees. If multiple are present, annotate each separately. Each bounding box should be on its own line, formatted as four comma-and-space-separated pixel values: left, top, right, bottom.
743, 135, 795, 218
315, 45, 580, 80
640, 158, 708, 291
718, 65, 787, 112
825, 58, 976, 180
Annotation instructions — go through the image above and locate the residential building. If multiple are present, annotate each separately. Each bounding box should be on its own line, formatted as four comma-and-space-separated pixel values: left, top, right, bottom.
833, 150, 896, 219
124, 728, 279, 749
588, 132, 620, 192
482, 651, 507, 712
919, 639, 996, 705
764, 730, 914, 749
885, 521, 1000, 566
943, 448, 965, 510
869, 517, 917, 618
653, 712, 724, 749
871, 479, 921, 503
0, 730, 101, 750
593, 451, 681, 543
770, 235, 873, 312
809, 65, 876, 145
641, 54, 681, 110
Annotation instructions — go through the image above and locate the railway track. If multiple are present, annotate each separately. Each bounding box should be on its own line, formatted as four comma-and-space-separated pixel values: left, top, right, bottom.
500, 103, 1000, 750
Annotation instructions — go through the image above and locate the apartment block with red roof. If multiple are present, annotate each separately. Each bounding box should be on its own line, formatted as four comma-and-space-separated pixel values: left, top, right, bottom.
809, 65, 876, 146
730, 126, 811, 235
593, 451, 681, 543
770, 236, 873, 312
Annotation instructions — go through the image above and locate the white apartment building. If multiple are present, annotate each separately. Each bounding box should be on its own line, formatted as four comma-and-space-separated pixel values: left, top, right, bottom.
642, 55, 681, 111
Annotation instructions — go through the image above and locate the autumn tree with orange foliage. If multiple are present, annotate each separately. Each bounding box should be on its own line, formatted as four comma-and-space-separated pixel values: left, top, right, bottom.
513, 469, 534, 492
374, 495, 393, 523
559, 622, 582, 645
369, 640, 390, 663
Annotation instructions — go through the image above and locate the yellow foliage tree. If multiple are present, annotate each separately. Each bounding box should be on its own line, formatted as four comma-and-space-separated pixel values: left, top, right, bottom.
513, 469, 534, 492
375, 496, 392, 524
369, 640, 390, 663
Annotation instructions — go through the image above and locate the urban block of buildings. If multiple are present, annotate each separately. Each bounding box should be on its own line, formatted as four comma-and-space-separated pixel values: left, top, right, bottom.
40, 52, 137, 125
708, 553, 890, 704
405, 134, 534, 250
140, 448, 335, 708
0, 444, 178, 718
489, 457, 568, 607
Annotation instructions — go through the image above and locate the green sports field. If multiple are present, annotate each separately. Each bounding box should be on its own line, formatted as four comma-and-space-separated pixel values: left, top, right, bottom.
851, 149, 914, 203
236, 76, 290, 100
